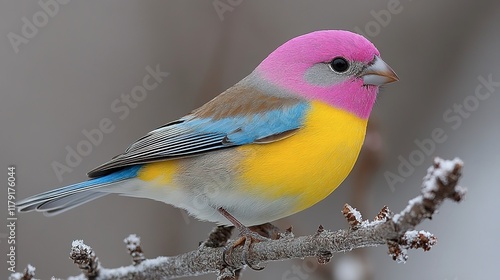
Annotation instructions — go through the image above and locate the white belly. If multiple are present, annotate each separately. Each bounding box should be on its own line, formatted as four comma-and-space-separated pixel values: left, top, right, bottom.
113, 178, 296, 226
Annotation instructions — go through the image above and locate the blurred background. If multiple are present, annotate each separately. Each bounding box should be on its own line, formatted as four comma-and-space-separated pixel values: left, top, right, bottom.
1, 1, 499, 279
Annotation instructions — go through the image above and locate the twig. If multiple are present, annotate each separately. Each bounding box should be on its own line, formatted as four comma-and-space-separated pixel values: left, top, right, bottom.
8, 264, 37, 280
69, 240, 100, 278
124, 234, 146, 265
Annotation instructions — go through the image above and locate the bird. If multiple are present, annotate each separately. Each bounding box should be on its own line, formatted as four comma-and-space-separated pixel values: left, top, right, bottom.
18, 30, 398, 238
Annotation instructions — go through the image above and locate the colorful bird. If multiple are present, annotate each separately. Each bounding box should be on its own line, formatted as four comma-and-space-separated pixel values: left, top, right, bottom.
18, 30, 398, 235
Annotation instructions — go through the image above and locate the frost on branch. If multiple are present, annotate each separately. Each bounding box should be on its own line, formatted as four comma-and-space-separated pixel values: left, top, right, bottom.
388, 230, 437, 263
10, 157, 466, 280
392, 157, 465, 228
70, 240, 100, 278
374, 205, 393, 222
342, 204, 363, 228
124, 234, 146, 265
8, 264, 36, 280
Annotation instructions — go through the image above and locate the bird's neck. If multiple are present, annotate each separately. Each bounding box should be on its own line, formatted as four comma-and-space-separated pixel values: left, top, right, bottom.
312, 82, 378, 120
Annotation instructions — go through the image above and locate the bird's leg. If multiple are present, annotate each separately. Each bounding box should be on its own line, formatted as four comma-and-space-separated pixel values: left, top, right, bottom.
218, 208, 271, 270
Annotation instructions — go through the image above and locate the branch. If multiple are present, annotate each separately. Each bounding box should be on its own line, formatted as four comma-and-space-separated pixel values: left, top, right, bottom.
8, 265, 36, 280
12, 157, 465, 280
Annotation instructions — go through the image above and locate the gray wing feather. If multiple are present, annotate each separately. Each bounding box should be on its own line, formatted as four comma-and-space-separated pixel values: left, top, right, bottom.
87, 120, 231, 177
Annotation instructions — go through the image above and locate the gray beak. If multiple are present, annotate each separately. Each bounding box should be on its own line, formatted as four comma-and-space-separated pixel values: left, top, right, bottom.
361, 56, 399, 86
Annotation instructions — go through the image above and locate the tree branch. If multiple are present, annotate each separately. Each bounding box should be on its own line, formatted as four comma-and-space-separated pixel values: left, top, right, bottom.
12, 157, 465, 280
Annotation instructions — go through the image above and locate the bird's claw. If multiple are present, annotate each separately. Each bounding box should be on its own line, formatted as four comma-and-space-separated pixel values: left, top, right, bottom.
222, 227, 269, 270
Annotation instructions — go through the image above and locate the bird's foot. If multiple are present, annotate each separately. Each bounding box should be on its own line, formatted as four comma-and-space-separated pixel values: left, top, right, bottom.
217, 208, 280, 270
222, 225, 270, 270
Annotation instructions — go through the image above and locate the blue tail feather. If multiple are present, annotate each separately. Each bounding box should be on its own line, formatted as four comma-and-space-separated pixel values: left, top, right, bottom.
17, 165, 142, 215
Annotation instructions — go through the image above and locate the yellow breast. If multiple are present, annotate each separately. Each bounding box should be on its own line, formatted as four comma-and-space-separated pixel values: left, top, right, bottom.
236, 101, 367, 213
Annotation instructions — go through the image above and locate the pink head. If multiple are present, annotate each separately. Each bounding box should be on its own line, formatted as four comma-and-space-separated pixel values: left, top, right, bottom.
256, 30, 398, 119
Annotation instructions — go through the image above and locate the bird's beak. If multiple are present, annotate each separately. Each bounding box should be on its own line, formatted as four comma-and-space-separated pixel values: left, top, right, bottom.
361, 56, 399, 86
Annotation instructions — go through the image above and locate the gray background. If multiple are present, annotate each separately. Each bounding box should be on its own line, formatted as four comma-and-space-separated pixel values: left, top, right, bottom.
1, 1, 499, 279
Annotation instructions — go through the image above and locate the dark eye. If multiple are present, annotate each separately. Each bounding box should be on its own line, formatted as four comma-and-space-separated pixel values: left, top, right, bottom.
329, 57, 349, 73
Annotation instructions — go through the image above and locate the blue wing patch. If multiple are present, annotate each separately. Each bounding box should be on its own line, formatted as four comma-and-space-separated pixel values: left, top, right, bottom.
186, 102, 309, 145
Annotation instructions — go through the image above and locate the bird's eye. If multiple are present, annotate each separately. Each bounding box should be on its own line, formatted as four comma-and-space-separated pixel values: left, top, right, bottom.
329, 57, 349, 73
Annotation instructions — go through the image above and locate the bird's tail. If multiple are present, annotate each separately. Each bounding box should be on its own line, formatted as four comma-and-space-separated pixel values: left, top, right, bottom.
17, 165, 141, 216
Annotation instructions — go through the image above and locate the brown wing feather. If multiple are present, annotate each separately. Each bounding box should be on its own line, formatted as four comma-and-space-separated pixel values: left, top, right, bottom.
192, 83, 299, 120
